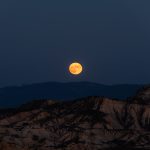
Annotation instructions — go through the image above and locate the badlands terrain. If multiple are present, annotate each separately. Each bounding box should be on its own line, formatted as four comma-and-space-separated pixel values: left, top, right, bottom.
0, 86, 149, 150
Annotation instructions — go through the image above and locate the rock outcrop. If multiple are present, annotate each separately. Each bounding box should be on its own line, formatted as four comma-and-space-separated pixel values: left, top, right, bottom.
0, 87, 150, 150
133, 85, 150, 105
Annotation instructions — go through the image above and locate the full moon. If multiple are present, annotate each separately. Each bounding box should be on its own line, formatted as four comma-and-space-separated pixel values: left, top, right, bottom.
69, 62, 83, 75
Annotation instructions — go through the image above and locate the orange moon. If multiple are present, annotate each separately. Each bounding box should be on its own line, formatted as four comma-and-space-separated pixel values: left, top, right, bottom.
69, 62, 83, 75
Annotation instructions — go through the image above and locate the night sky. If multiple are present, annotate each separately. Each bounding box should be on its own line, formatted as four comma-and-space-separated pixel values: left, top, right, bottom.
0, 0, 150, 87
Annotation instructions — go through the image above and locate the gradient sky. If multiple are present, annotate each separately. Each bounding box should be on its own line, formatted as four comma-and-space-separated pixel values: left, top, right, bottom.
0, 0, 150, 87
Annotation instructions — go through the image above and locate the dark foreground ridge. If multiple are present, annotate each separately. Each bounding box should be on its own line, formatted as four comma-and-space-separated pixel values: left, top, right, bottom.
0, 86, 149, 150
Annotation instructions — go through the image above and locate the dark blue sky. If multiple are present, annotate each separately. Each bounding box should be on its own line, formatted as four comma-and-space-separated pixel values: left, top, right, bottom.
0, 0, 150, 87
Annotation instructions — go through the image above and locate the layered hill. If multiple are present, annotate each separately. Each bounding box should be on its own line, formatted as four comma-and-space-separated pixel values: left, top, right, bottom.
0, 82, 142, 107
0, 86, 149, 150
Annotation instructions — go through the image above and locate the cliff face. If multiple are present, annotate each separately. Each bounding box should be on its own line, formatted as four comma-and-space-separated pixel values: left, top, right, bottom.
0, 88, 149, 150
133, 86, 150, 105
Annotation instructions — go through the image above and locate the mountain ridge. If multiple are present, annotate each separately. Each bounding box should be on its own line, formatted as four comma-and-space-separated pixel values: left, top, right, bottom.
0, 82, 143, 107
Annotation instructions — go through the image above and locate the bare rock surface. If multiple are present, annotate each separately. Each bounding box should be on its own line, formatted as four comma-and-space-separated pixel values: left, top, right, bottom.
0, 87, 150, 150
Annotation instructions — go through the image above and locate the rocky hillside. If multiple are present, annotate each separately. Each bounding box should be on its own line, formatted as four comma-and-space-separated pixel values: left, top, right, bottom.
0, 87, 149, 150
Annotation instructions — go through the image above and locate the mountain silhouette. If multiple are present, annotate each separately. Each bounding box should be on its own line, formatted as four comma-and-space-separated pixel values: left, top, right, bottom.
0, 86, 149, 149
0, 82, 142, 107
